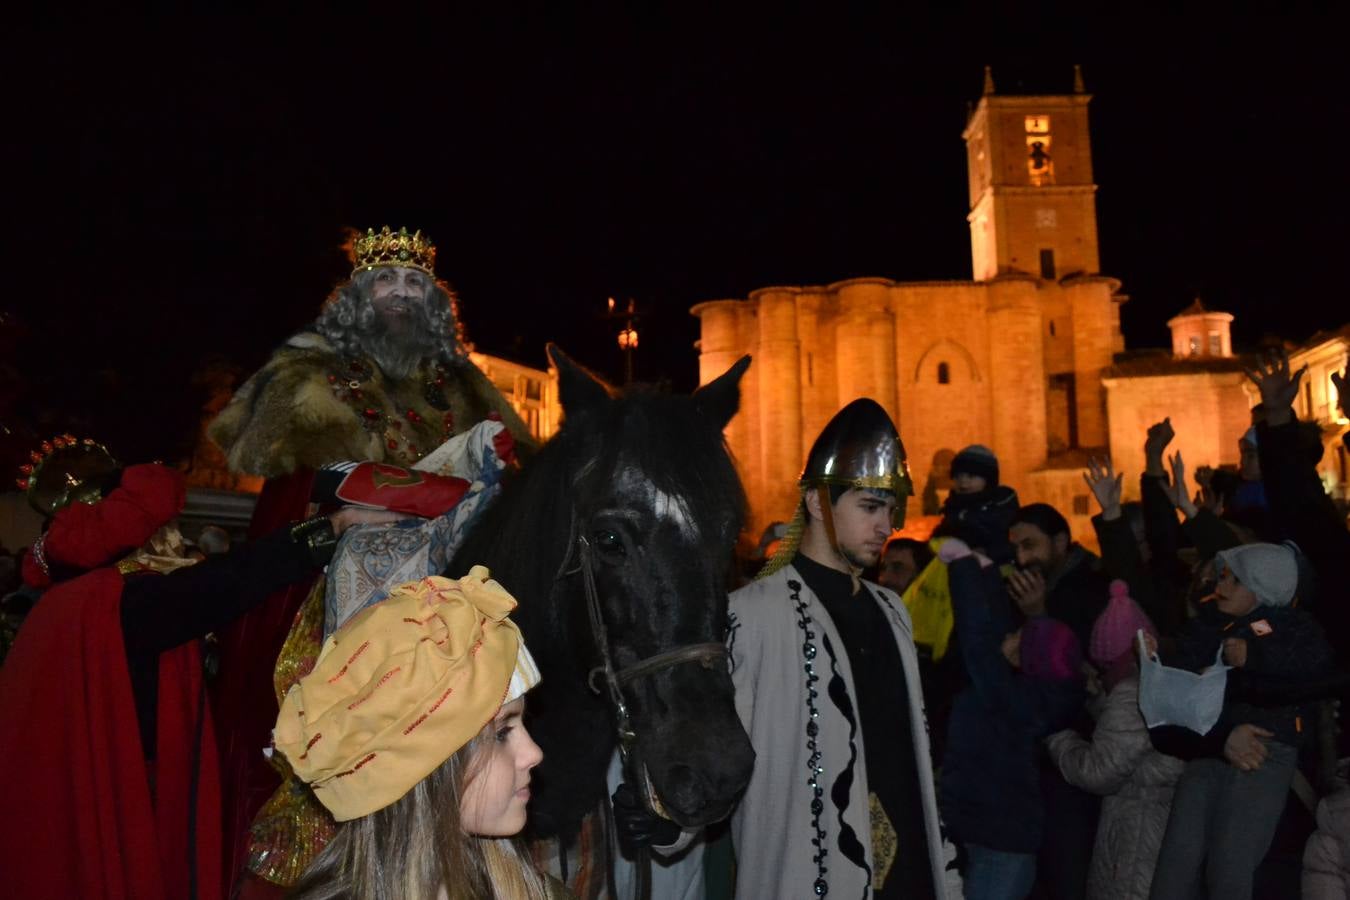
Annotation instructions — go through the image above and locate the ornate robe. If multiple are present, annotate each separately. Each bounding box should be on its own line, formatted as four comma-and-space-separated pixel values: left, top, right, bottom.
206, 331, 532, 893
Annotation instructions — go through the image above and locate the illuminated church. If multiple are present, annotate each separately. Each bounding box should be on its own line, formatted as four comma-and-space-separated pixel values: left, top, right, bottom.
691, 68, 1349, 544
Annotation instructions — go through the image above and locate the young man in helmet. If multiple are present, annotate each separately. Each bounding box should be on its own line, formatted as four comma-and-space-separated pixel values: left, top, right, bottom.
728, 398, 956, 899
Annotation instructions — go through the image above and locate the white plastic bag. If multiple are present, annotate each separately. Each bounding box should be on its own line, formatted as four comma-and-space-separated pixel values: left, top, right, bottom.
1137, 629, 1230, 735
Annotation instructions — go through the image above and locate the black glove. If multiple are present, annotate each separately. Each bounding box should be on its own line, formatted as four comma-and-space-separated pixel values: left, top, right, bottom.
612, 783, 682, 856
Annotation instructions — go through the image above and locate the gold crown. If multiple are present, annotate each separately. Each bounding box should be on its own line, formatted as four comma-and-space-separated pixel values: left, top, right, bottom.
17, 434, 119, 516
349, 226, 436, 277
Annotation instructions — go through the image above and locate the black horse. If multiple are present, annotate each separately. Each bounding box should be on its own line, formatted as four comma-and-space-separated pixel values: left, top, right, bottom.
448, 345, 755, 838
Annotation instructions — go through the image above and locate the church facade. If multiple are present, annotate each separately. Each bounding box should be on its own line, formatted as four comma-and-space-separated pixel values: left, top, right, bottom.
691, 69, 1324, 545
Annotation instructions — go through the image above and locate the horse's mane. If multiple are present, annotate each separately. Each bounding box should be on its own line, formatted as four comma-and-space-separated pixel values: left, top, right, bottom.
448, 385, 747, 634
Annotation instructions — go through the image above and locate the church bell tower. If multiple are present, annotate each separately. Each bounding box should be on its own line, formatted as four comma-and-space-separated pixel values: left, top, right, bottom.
963, 65, 1101, 282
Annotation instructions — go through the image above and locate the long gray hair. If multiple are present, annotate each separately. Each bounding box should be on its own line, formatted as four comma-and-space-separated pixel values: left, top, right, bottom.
314, 269, 467, 379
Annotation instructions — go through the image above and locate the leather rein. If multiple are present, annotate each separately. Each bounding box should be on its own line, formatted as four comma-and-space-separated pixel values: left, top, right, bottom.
570, 533, 728, 761
558, 528, 727, 900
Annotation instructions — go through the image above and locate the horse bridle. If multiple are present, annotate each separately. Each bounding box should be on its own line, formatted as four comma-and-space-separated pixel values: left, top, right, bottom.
570, 533, 728, 771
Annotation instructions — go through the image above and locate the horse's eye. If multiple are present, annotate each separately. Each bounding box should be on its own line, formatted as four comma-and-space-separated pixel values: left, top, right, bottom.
593, 530, 626, 560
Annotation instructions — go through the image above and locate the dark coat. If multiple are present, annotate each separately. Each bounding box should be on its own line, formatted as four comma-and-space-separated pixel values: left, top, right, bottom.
1045, 544, 1111, 653
1259, 419, 1350, 659
940, 557, 1085, 853
1157, 603, 1335, 750
936, 484, 1020, 565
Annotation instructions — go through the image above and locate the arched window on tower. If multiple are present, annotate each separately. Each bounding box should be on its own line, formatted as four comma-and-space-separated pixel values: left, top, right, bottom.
937, 362, 951, 385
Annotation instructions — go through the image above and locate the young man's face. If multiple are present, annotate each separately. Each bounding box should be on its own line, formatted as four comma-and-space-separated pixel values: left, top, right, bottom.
822, 488, 897, 569
878, 545, 922, 595
1010, 522, 1068, 575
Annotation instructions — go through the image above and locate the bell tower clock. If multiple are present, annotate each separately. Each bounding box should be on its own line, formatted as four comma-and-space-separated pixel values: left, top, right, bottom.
963, 65, 1101, 282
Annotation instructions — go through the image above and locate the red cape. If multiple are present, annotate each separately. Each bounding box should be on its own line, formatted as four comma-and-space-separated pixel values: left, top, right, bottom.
211, 470, 316, 895
0, 567, 221, 900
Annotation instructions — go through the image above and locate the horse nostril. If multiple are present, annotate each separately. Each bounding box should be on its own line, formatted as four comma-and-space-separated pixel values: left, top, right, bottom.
663, 764, 708, 813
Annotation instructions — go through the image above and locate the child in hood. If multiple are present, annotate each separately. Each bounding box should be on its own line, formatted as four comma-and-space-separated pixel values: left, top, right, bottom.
1148, 542, 1335, 900
935, 444, 1020, 565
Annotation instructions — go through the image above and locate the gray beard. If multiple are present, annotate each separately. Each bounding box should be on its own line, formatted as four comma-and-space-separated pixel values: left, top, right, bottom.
362, 331, 432, 380
357, 301, 439, 380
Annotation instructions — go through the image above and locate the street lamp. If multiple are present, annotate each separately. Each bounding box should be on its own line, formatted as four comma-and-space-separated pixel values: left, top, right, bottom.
604, 297, 641, 383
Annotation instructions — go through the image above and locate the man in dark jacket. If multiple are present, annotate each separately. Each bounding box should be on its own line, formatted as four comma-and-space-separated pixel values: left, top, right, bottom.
1007, 503, 1110, 650
940, 541, 1084, 899
1007, 501, 1110, 900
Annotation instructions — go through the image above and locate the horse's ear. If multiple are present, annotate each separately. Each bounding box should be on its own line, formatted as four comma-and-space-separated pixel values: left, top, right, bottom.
692, 355, 751, 429
547, 343, 613, 417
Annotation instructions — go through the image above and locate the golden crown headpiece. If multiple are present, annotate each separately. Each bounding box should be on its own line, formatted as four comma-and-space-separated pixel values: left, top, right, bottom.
16, 434, 120, 516
350, 226, 436, 278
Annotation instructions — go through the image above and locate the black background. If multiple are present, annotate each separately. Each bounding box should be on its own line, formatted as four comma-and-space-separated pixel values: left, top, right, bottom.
4, 9, 1345, 462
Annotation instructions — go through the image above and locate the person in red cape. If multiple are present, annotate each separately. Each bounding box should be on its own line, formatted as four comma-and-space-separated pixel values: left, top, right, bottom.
0, 462, 397, 900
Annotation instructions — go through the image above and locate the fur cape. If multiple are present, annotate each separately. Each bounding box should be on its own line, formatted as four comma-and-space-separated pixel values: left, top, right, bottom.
208, 332, 533, 477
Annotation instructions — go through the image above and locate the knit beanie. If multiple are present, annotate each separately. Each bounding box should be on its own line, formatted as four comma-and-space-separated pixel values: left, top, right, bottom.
1020, 617, 1082, 682
951, 444, 999, 486
1215, 542, 1299, 608
1089, 580, 1157, 668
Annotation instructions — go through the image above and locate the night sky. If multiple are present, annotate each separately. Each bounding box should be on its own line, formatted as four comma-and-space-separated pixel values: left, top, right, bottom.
4, 10, 1346, 464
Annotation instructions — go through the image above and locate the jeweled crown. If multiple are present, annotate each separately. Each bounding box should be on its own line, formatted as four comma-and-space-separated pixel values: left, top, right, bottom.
349, 226, 436, 277
17, 434, 120, 516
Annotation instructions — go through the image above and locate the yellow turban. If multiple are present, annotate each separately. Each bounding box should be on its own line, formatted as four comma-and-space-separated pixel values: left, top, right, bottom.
274, 566, 541, 822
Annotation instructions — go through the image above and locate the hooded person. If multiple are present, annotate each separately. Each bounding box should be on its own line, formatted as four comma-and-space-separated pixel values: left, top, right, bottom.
1046, 582, 1184, 900
732, 398, 959, 899
1148, 542, 1336, 900
934, 444, 1019, 565
0, 453, 395, 900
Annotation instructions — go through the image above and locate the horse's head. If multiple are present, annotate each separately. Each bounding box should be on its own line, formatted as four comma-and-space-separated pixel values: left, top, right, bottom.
548, 345, 755, 828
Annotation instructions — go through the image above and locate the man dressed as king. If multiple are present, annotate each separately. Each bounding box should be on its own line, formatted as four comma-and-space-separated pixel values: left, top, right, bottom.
208, 226, 534, 897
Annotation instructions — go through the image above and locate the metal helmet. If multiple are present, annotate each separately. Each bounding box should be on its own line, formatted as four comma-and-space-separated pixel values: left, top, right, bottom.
800, 398, 912, 526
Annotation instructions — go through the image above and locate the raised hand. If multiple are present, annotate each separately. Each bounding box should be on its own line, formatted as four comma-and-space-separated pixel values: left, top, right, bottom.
1166, 451, 1199, 519
1144, 418, 1174, 476
1082, 457, 1123, 520
1193, 466, 1223, 514
1244, 348, 1306, 426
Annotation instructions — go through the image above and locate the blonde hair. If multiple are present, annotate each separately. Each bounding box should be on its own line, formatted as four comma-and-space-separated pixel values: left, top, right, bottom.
288, 724, 549, 900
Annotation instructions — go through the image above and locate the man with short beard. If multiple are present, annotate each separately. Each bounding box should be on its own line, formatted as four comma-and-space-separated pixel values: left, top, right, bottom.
729, 399, 957, 899
1006, 501, 1110, 900
207, 226, 532, 898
